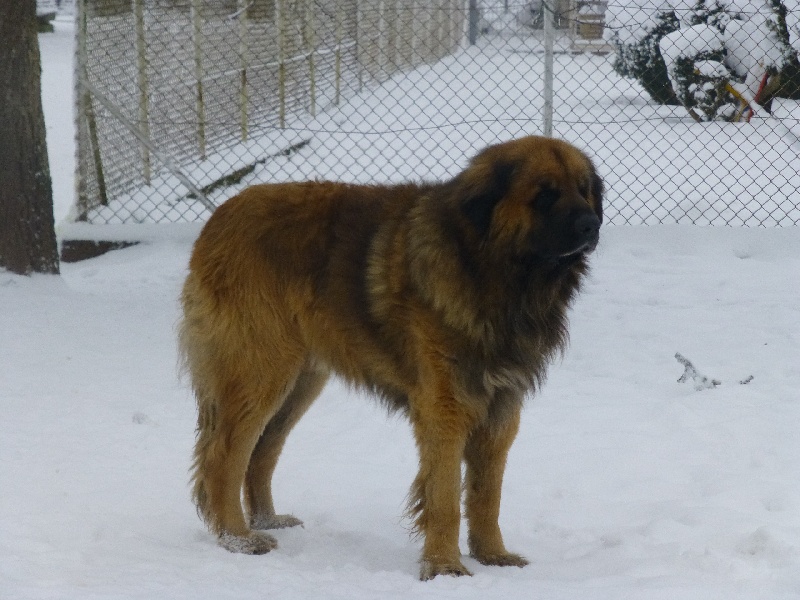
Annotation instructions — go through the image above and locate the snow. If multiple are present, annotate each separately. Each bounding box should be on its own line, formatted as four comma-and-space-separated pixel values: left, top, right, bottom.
725, 17, 787, 76
604, 0, 670, 46
693, 58, 730, 77
659, 24, 724, 65
5, 11, 800, 600
9, 221, 800, 600
39, 16, 77, 226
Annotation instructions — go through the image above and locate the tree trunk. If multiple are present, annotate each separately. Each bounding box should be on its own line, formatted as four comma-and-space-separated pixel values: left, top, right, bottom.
0, 0, 60, 275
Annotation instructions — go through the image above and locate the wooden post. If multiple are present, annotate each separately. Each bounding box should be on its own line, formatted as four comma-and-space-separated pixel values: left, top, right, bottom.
418, 0, 428, 59
77, 0, 108, 208
445, 0, 456, 54
335, 0, 342, 106
304, 0, 316, 117
81, 78, 215, 213
238, 0, 249, 141
432, 0, 441, 58
409, 0, 418, 66
191, 0, 206, 159
386, 0, 397, 74
377, 1, 386, 79
277, 0, 286, 127
356, 0, 363, 92
133, 0, 151, 183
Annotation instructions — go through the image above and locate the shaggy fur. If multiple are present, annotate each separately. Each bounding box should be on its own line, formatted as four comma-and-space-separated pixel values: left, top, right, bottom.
179, 135, 603, 580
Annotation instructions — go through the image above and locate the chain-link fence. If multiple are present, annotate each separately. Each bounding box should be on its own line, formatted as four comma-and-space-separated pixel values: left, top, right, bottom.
75, 0, 800, 226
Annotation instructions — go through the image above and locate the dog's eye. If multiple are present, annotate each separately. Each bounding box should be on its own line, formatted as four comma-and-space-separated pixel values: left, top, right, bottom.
578, 182, 589, 198
535, 187, 560, 211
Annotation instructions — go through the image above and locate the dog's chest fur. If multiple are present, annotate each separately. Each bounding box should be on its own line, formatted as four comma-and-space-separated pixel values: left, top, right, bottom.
361, 201, 587, 422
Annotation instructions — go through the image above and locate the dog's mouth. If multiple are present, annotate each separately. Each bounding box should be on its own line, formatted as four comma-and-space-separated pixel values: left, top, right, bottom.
558, 242, 597, 260
559, 245, 588, 259
558, 237, 598, 260
521, 234, 598, 270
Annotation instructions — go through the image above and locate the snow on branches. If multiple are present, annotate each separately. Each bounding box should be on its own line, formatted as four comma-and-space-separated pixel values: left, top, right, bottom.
675, 352, 721, 390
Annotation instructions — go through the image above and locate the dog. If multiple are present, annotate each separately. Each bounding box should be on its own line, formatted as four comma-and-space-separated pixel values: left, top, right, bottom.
179, 135, 603, 580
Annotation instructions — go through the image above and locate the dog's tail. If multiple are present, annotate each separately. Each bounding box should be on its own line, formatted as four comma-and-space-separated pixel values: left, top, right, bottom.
178, 273, 220, 531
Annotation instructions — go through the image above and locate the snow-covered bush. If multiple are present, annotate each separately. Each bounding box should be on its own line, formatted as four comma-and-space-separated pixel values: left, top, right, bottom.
607, 3, 682, 105
763, 0, 800, 99
725, 13, 795, 96
660, 24, 736, 119
607, 0, 800, 109
607, 0, 742, 108
684, 0, 742, 29
661, 0, 796, 118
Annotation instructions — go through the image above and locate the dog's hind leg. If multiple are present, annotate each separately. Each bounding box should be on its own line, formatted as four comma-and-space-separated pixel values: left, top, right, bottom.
245, 363, 329, 530
464, 407, 528, 568
190, 352, 305, 555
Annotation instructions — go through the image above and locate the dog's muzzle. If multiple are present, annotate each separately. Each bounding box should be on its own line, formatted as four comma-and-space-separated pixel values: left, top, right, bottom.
573, 213, 600, 252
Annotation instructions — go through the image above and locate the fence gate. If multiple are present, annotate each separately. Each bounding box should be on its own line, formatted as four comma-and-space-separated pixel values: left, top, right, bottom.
75, 0, 800, 226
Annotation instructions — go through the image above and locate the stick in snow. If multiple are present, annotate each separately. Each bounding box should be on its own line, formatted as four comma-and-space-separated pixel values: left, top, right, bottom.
675, 353, 721, 390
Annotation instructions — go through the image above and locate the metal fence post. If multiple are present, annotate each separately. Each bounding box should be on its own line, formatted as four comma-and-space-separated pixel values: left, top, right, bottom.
543, 0, 555, 137
468, 0, 478, 45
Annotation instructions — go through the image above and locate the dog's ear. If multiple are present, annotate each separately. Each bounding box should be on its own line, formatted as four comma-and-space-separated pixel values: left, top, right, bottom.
590, 165, 604, 225
461, 160, 517, 237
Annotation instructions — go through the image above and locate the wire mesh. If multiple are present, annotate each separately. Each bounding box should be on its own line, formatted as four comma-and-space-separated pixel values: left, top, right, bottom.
75, 0, 800, 226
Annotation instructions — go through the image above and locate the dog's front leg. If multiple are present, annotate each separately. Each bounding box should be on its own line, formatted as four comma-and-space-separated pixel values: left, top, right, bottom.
464, 407, 529, 568
408, 385, 475, 580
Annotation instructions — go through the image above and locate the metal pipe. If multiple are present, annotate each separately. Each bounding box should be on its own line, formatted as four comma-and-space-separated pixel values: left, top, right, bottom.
543, 0, 554, 137
468, 0, 478, 45
78, 76, 216, 213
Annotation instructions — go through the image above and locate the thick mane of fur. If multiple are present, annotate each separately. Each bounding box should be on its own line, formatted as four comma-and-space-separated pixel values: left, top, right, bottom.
366, 180, 590, 422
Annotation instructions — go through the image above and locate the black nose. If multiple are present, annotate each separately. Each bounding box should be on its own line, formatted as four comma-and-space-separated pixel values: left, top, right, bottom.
574, 213, 601, 242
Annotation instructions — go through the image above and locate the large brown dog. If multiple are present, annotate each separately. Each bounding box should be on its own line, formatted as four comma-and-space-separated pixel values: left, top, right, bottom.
179, 136, 602, 580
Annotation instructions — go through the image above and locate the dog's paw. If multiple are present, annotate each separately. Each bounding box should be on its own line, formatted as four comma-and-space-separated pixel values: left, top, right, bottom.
471, 551, 529, 568
419, 558, 473, 581
218, 530, 277, 555
251, 513, 304, 530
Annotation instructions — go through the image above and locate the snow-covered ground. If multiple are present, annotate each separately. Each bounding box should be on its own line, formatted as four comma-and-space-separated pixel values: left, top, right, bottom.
4, 13, 800, 600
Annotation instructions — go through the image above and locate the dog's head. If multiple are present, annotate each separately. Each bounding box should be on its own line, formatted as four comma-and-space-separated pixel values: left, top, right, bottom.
457, 136, 603, 267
